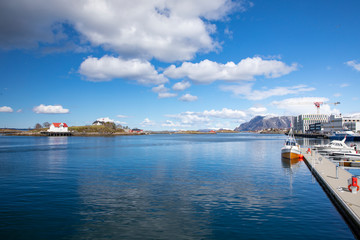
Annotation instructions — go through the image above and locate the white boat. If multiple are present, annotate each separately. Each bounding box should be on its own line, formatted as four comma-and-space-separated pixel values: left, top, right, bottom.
281, 128, 301, 159
313, 137, 357, 154
329, 151, 360, 160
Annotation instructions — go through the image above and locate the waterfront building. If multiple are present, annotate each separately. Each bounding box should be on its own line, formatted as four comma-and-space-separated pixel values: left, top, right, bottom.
293, 114, 328, 134
308, 122, 322, 133
322, 114, 360, 134
48, 123, 69, 132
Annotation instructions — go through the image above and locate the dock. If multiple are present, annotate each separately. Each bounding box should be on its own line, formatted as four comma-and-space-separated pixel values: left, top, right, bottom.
302, 148, 360, 238
40, 131, 72, 136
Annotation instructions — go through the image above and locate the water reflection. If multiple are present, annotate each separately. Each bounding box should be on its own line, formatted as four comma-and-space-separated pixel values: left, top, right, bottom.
281, 157, 302, 195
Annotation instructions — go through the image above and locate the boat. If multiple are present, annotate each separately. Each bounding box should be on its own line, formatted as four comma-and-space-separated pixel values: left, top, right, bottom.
313, 136, 357, 154
281, 128, 301, 159
329, 151, 360, 160
328, 130, 360, 141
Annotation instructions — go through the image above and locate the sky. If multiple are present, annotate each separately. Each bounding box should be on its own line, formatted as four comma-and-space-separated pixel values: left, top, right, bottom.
1, 0, 360, 130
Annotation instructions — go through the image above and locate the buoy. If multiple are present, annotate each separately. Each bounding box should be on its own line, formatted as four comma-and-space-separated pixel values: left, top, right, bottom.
348, 176, 360, 193
299, 154, 304, 161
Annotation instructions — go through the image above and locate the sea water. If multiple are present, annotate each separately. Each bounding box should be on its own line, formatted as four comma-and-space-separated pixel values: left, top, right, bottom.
0, 134, 355, 239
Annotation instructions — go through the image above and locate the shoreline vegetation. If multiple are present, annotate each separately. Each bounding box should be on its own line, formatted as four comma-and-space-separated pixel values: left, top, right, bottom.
0, 127, 287, 137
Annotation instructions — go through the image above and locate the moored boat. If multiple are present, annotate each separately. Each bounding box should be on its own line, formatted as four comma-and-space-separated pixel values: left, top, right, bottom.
313, 136, 357, 154
328, 130, 360, 141
281, 128, 301, 159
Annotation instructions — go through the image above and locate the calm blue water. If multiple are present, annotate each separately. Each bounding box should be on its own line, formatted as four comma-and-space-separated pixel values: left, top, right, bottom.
0, 134, 355, 239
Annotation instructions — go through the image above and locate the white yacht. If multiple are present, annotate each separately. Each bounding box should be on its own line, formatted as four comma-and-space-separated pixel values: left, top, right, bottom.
313, 137, 356, 154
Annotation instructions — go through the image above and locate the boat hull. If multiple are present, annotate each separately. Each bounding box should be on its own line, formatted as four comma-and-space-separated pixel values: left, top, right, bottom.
281, 151, 300, 159
281, 147, 301, 159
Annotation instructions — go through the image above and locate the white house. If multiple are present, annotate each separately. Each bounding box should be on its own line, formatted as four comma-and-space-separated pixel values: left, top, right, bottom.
48, 123, 69, 132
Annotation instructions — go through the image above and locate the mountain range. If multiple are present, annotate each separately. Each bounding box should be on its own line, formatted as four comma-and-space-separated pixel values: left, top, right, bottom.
234, 116, 293, 131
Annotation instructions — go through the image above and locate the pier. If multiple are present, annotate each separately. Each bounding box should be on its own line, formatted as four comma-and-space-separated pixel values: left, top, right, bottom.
302, 148, 360, 238
40, 131, 72, 136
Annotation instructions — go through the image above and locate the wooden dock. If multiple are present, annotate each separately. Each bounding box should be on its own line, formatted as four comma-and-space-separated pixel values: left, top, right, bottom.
302, 148, 360, 238
40, 131, 72, 136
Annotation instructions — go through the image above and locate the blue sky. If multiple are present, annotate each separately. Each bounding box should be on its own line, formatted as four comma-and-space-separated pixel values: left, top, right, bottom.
1, 0, 360, 130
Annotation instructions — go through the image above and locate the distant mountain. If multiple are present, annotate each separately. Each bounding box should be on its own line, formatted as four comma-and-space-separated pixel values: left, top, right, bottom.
234, 115, 293, 131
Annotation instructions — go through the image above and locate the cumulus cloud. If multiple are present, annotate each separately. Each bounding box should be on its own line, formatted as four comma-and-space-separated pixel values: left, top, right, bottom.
0, 0, 247, 62
179, 93, 198, 102
163, 107, 271, 129
166, 111, 211, 125
221, 83, 315, 100
166, 108, 249, 125
271, 97, 340, 115
248, 107, 267, 113
161, 120, 187, 128
158, 92, 177, 98
141, 118, 156, 126
345, 60, 360, 71
164, 57, 298, 84
33, 104, 69, 114
152, 84, 177, 98
79, 55, 168, 84
96, 117, 114, 123
172, 81, 191, 91
0, 106, 13, 112
203, 108, 246, 119
152, 84, 169, 93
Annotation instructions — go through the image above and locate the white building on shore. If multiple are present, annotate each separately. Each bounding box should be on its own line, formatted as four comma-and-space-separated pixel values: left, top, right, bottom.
322, 114, 360, 134
293, 114, 328, 134
48, 123, 69, 132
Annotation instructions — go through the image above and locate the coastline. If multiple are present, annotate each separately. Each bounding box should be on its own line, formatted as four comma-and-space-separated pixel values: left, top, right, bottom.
1, 129, 240, 137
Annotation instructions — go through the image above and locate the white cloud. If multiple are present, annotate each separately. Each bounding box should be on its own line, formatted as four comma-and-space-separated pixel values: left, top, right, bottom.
203, 108, 246, 119
163, 107, 273, 129
152, 84, 177, 98
96, 117, 114, 123
166, 111, 210, 125
248, 107, 267, 113
340, 83, 349, 88
117, 115, 128, 118
141, 118, 156, 126
16, 109, 22, 113
79, 55, 168, 85
345, 60, 360, 71
164, 57, 298, 84
333, 93, 341, 97
33, 104, 69, 114
0, 106, 13, 112
0, 0, 248, 62
172, 81, 191, 91
152, 84, 169, 93
115, 121, 127, 125
179, 93, 198, 102
271, 97, 340, 115
166, 108, 249, 125
220, 83, 315, 100
158, 92, 177, 98
161, 120, 187, 128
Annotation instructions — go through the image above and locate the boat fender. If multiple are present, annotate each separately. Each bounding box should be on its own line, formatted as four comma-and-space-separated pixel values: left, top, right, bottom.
306, 148, 311, 154
348, 176, 360, 192
299, 154, 304, 161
